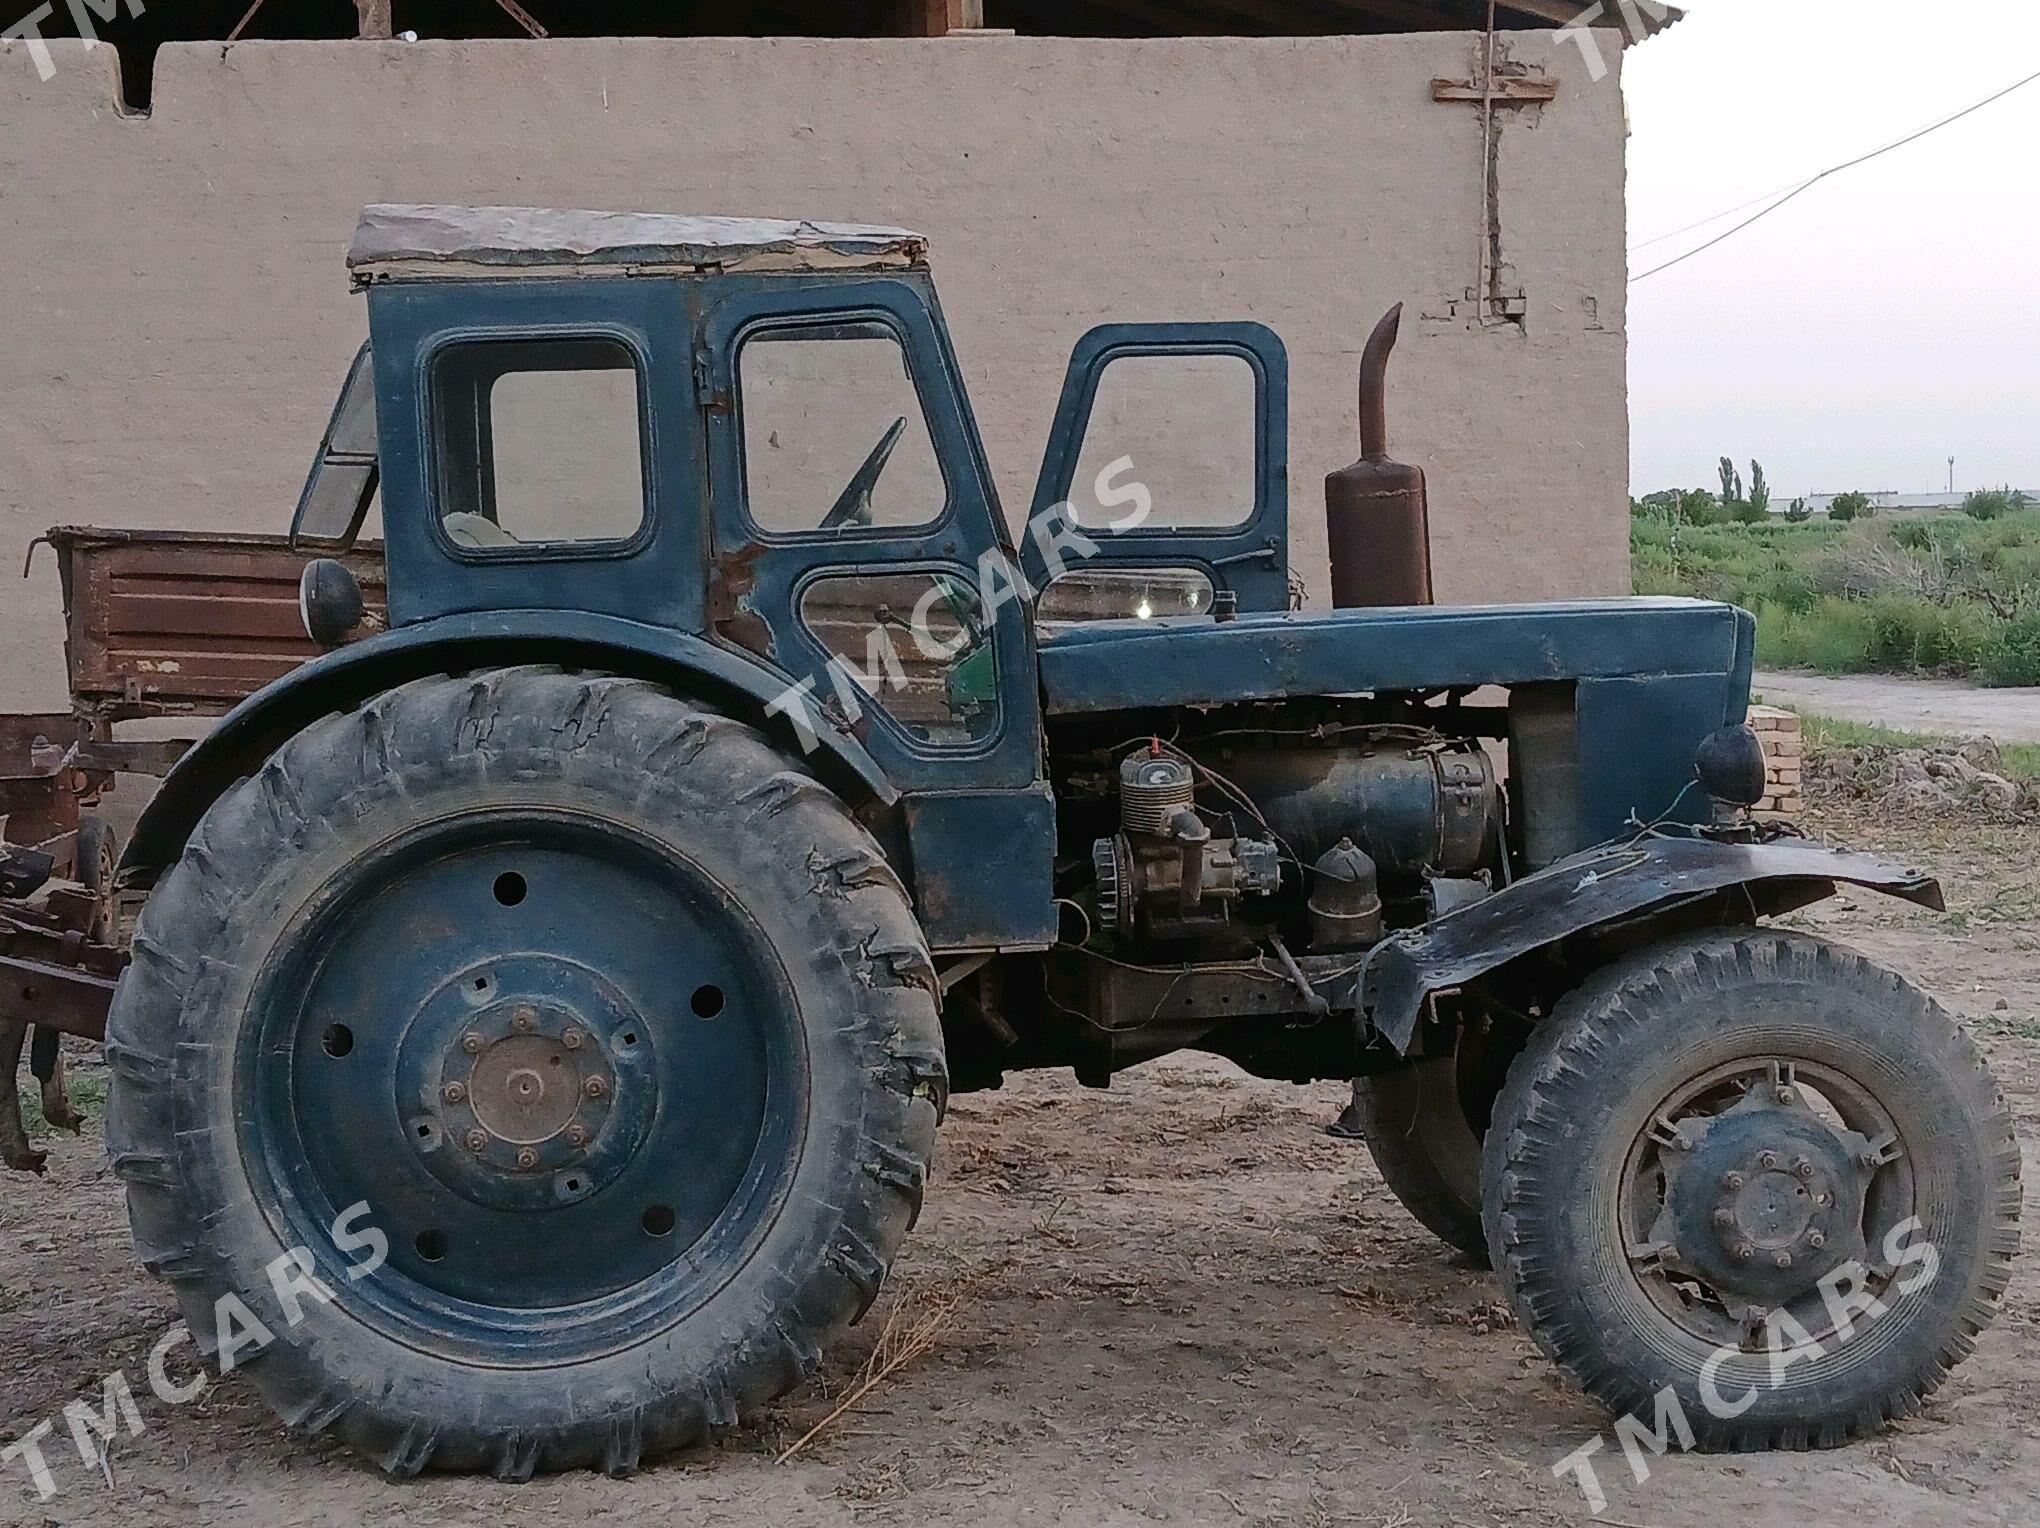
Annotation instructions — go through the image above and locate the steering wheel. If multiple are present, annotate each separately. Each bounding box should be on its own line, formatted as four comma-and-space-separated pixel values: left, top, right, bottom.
819, 417, 909, 532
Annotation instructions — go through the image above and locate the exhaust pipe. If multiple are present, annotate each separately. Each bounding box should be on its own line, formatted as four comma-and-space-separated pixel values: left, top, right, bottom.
1326, 304, 1435, 608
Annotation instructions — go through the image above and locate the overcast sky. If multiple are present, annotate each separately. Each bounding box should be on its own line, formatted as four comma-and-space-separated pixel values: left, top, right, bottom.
1622, 0, 2040, 499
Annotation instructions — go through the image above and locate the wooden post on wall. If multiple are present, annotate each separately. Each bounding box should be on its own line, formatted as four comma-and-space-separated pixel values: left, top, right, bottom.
355, 0, 394, 39
893, 0, 986, 36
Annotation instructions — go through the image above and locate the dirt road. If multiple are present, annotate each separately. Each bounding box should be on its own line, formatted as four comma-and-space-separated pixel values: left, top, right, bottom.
3, 800, 2036, 1527
1755, 670, 2040, 742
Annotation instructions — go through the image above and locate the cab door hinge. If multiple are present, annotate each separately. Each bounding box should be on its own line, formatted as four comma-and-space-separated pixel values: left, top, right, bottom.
691, 344, 729, 411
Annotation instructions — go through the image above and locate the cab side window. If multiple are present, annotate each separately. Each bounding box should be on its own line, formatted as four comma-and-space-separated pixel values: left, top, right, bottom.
737, 323, 946, 535
1067, 352, 1257, 530
433, 336, 648, 552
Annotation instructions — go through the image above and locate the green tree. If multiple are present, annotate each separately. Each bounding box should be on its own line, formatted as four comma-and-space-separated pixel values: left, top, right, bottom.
1829, 491, 1872, 522
1719, 456, 1738, 505
1783, 497, 1812, 523
1748, 460, 1770, 516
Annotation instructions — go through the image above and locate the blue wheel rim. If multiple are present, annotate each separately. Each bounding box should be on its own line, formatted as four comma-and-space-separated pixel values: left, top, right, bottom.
237, 808, 806, 1364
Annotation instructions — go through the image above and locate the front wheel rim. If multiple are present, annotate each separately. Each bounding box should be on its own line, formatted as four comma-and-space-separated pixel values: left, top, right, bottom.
1618, 1056, 1916, 1353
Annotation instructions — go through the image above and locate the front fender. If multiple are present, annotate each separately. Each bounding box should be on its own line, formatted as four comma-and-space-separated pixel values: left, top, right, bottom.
123, 610, 896, 875
1361, 834, 1944, 1052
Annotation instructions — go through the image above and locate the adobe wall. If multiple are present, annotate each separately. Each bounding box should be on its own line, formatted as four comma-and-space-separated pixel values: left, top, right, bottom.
0, 32, 1629, 711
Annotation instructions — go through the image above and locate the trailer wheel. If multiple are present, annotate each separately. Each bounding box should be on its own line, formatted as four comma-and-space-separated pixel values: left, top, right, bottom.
1482, 930, 2019, 1450
75, 813, 119, 942
106, 668, 945, 1479
1348, 1021, 1514, 1265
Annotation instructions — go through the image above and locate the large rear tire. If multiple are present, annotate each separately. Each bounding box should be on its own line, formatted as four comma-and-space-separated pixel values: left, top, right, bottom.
1482, 930, 2019, 1450
106, 668, 946, 1478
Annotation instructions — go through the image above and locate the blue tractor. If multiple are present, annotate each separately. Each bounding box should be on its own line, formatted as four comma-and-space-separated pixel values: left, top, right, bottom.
105, 207, 2017, 1478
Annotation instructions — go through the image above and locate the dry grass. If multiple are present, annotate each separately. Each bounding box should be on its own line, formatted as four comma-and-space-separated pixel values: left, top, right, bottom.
775, 1275, 973, 1464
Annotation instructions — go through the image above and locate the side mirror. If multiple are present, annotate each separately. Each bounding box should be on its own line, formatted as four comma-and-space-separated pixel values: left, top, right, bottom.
299, 559, 383, 650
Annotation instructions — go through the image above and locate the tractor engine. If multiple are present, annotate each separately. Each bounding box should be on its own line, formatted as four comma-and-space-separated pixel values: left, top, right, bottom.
1087, 734, 1504, 956
1091, 749, 1283, 943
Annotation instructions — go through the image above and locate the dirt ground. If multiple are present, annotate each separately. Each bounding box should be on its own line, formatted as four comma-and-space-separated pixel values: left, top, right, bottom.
3, 800, 2036, 1528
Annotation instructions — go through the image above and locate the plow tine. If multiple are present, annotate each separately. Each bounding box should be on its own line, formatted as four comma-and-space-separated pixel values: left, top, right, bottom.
28, 1025, 82, 1132
1, 1018, 48, 1174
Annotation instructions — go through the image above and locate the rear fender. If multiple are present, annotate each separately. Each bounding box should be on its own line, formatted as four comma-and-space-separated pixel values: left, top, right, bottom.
1361, 834, 1943, 1052
122, 611, 896, 875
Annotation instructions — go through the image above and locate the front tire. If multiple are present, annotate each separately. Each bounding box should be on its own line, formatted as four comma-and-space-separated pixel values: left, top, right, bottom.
1482, 930, 2019, 1450
106, 668, 946, 1478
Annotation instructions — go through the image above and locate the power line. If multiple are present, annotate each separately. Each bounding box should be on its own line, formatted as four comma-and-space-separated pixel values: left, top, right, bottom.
1629, 177, 1811, 252
1631, 64, 2040, 285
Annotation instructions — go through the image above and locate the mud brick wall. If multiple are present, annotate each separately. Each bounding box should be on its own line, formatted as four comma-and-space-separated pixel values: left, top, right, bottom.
1748, 704, 1805, 817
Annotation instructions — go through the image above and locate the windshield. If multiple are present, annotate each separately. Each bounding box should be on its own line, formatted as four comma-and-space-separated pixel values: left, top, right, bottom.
291, 343, 380, 550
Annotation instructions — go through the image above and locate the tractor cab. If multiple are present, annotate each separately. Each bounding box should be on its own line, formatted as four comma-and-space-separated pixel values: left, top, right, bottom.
293, 205, 1301, 949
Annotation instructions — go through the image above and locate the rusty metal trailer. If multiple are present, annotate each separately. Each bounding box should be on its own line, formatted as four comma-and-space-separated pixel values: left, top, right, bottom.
1, 527, 384, 1169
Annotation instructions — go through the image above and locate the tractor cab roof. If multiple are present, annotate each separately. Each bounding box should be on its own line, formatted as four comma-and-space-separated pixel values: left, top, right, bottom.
346, 204, 930, 285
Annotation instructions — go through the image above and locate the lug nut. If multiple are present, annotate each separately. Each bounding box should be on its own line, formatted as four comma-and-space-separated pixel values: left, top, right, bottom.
1722, 1172, 1745, 1191
562, 1029, 584, 1051
464, 1129, 488, 1152
516, 1147, 539, 1170
1712, 1209, 1736, 1230
1807, 1231, 1827, 1250
1774, 1086, 1796, 1105
1732, 1243, 1756, 1263
1793, 1157, 1815, 1180
1758, 1151, 1779, 1170
1815, 1193, 1833, 1207
1859, 1150, 1880, 1169
584, 1077, 608, 1100
442, 1082, 467, 1104
566, 1124, 590, 1147
1772, 1251, 1794, 1270
462, 1033, 485, 1055
513, 1007, 538, 1034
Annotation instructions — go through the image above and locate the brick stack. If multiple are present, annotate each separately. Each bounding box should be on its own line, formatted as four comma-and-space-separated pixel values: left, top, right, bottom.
1746, 705, 1804, 817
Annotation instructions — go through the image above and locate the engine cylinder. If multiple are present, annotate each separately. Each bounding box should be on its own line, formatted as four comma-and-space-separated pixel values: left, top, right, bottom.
1119, 751, 1196, 838
1219, 743, 1498, 878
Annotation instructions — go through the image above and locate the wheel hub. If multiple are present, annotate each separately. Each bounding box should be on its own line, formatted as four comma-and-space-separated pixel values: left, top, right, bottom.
448, 1003, 613, 1152
1652, 1082, 1877, 1305
398, 957, 658, 1213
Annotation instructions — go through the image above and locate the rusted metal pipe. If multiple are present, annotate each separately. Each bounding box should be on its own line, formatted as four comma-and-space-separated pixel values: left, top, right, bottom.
1359, 303, 1400, 460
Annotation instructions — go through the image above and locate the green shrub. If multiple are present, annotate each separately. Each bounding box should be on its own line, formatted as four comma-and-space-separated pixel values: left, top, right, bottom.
1981, 613, 2040, 687
1858, 593, 1994, 674
1756, 599, 1874, 673
1828, 491, 1872, 522
1965, 488, 2014, 521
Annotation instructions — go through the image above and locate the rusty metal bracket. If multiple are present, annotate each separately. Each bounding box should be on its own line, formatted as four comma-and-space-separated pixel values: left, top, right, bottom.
0, 918, 125, 1045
